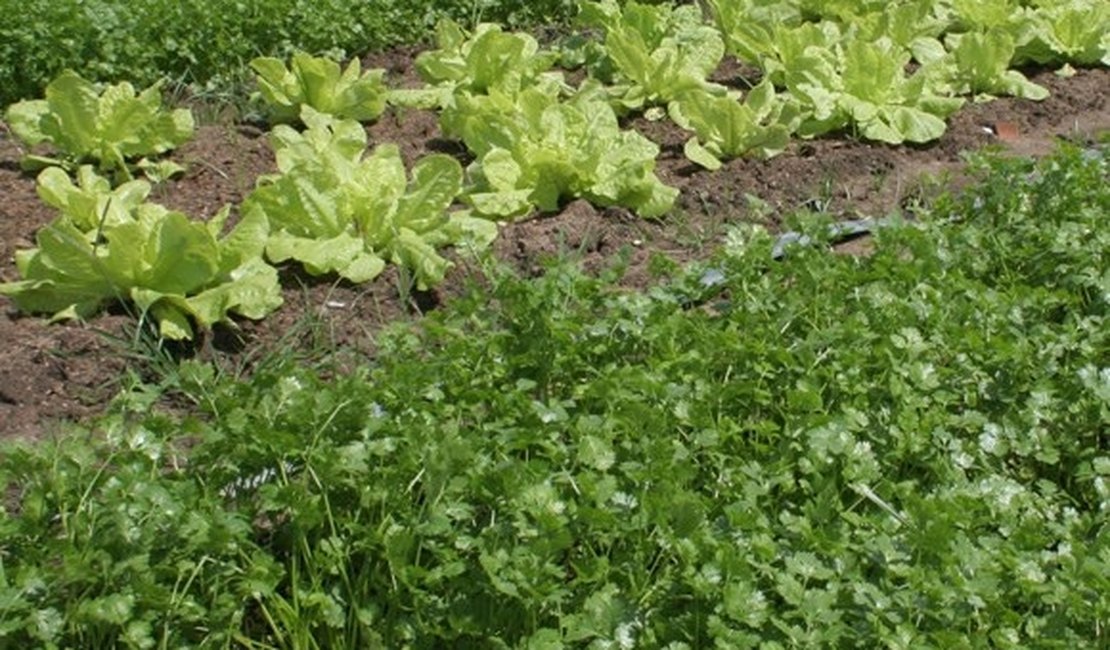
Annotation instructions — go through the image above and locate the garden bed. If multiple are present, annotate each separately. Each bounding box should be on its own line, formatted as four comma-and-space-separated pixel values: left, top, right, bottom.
1, 58, 1106, 440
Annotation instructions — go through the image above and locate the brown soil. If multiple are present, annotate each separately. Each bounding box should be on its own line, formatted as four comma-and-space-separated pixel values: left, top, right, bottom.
1, 53, 1107, 441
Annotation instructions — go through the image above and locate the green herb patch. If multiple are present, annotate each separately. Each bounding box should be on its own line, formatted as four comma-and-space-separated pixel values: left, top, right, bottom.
0, 0, 580, 108
1, 145, 1106, 647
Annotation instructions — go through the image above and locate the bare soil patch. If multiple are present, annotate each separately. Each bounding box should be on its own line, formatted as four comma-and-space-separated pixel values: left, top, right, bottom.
1, 55, 1107, 440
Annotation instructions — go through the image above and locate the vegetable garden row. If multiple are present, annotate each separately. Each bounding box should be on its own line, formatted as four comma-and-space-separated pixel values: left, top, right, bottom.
2, 0, 1107, 340
1, 142, 1106, 648
1, 1, 1107, 647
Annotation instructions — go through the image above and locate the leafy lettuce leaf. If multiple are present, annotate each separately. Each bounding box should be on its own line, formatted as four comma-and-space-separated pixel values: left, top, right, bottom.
1013, 0, 1110, 66
5, 71, 193, 183
669, 82, 798, 170
941, 30, 1049, 101
786, 37, 964, 144
577, 0, 727, 113
251, 51, 388, 123
795, 0, 889, 23
0, 201, 281, 340
35, 165, 152, 233
390, 20, 563, 110
454, 88, 678, 219
947, 0, 1024, 33
704, 0, 841, 84
243, 108, 496, 289
852, 0, 949, 64
267, 106, 368, 176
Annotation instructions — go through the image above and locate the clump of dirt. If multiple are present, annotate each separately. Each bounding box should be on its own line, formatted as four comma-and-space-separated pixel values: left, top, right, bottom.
0, 55, 1107, 441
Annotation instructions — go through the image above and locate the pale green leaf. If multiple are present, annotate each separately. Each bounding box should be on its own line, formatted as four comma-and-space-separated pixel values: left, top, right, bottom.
388, 228, 452, 291
36, 165, 149, 232
40, 71, 101, 156
393, 154, 463, 235
217, 204, 270, 272
186, 257, 283, 324
0, 221, 118, 318
266, 230, 384, 283
5, 71, 193, 181
684, 138, 723, 171
119, 211, 219, 296
5, 99, 51, 145
251, 51, 388, 123
467, 189, 535, 219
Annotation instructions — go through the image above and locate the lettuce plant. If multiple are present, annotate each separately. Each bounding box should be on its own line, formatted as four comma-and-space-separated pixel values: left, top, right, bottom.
35, 165, 153, 233
941, 30, 1049, 101
669, 82, 799, 170
786, 37, 964, 144
250, 51, 389, 123
390, 19, 562, 109
853, 0, 949, 64
794, 0, 888, 22
451, 88, 678, 219
5, 71, 193, 183
706, 2, 845, 87
576, 0, 728, 113
243, 108, 496, 289
946, 0, 1024, 32
1014, 0, 1110, 66
0, 182, 281, 340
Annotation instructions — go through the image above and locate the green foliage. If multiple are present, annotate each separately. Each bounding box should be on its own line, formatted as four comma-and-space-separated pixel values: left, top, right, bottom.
5, 71, 193, 183
0, 415, 257, 648
575, 0, 728, 113
786, 36, 965, 143
35, 165, 153, 232
707, 4, 850, 88
3, 0, 1105, 115
1015, 0, 1110, 66
0, 0, 582, 109
395, 19, 564, 110
942, 29, 1050, 101
1, 144, 1106, 647
404, 19, 657, 223
250, 51, 389, 123
705, 2, 972, 145
795, 0, 888, 22
698, 0, 1110, 147
705, 0, 801, 61
0, 167, 282, 340
852, 0, 950, 62
1, 0, 1109, 644
947, 0, 1025, 32
668, 82, 798, 170
242, 107, 497, 289
451, 87, 678, 219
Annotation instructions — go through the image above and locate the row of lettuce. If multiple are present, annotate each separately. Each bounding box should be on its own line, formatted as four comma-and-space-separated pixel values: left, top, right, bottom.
2, 0, 1108, 340
1, 144, 1106, 648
